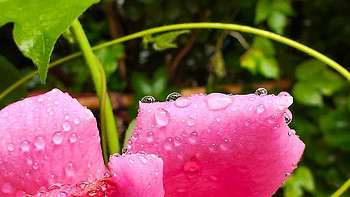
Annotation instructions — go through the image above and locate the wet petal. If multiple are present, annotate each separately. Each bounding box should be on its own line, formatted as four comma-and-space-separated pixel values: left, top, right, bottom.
31, 154, 164, 197
128, 92, 305, 197
0, 89, 106, 196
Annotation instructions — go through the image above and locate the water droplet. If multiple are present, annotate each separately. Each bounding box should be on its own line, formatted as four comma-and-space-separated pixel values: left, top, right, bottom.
34, 136, 46, 150
284, 172, 291, 178
141, 95, 156, 103
7, 144, 14, 152
129, 158, 134, 164
206, 93, 234, 110
54, 100, 59, 105
38, 96, 44, 103
52, 132, 63, 145
255, 88, 268, 95
64, 162, 75, 177
1, 182, 13, 193
69, 133, 77, 143
33, 162, 39, 170
187, 114, 195, 126
62, 121, 71, 131
210, 175, 218, 181
220, 139, 229, 151
20, 140, 31, 152
288, 129, 296, 136
122, 147, 129, 154
164, 137, 173, 150
209, 143, 217, 152
188, 132, 198, 144
183, 158, 201, 180
284, 109, 292, 125
278, 91, 291, 97
139, 156, 147, 164
166, 92, 182, 101
155, 108, 170, 126
174, 137, 181, 147
216, 117, 221, 122
64, 113, 70, 120
73, 117, 80, 125
256, 104, 265, 113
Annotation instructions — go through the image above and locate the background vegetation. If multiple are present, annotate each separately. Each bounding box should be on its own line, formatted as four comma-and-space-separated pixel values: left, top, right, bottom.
0, 0, 349, 196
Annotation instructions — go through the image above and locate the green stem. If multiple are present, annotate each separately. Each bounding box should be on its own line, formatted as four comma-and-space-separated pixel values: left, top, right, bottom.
70, 19, 120, 158
1, 22, 349, 100
331, 177, 350, 197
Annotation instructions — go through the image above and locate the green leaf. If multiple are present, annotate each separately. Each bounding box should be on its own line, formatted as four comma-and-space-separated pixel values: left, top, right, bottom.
255, 0, 271, 24
295, 59, 326, 81
292, 82, 323, 106
95, 44, 124, 79
240, 50, 260, 75
0, 56, 27, 109
253, 37, 276, 56
267, 11, 287, 34
123, 119, 136, 147
131, 72, 153, 96
0, 0, 99, 82
283, 166, 315, 197
259, 57, 279, 78
153, 67, 168, 94
151, 30, 190, 50
273, 0, 295, 16
211, 50, 226, 79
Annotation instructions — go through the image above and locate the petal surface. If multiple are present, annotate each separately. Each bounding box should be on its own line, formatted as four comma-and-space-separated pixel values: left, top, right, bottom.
0, 89, 106, 196
31, 154, 164, 197
128, 92, 305, 197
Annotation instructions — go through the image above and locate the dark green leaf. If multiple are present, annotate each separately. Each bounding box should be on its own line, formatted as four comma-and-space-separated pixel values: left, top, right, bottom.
0, 56, 27, 109
267, 11, 287, 34
0, 0, 99, 82
151, 30, 190, 50
255, 0, 271, 24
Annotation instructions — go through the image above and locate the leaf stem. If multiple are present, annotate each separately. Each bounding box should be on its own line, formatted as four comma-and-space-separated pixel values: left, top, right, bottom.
1, 22, 349, 100
70, 19, 120, 160
331, 177, 350, 197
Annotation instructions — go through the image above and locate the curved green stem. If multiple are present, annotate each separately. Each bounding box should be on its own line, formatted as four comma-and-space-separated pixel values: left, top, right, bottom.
70, 19, 120, 159
331, 177, 350, 197
1, 22, 349, 100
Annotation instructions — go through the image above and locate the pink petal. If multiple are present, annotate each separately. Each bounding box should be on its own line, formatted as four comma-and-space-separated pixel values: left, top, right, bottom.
0, 89, 106, 196
31, 154, 164, 197
128, 92, 305, 196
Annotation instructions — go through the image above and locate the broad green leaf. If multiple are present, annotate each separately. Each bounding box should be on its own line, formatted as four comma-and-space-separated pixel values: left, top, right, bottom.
96, 44, 124, 79
131, 72, 153, 96
240, 50, 260, 75
212, 50, 225, 79
295, 59, 326, 81
151, 30, 190, 50
253, 37, 276, 56
273, 0, 295, 16
0, 0, 99, 82
267, 11, 287, 34
0, 56, 27, 109
255, 0, 271, 24
123, 119, 136, 147
259, 57, 279, 79
292, 82, 323, 106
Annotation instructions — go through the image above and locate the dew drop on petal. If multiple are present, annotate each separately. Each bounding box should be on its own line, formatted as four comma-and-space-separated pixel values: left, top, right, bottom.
255, 87, 268, 95
288, 129, 296, 136
256, 104, 265, 114
1, 182, 13, 194
7, 144, 14, 152
129, 158, 134, 164
32, 162, 39, 170
52, 132, 63, 145
20, 140, 31, 152
73, 117, 80, 125
166, 92, 182, 101
278, 91, 291, 97
174, 97, 192, 108
284, 109, 293, 125
164, 137, 173, 150
206, 93, 234, 110
187, 114, 195, 126
37, 96, 44, 103
69, 133, 77, 143
141, 95, 156, 103
183, 158, 201, 180
174, 137, 181, 147
64, 162, 75, 177
62, 121, 71, 131
34, 136, 46, 150
155, 108, 170, 126
188, 132, 198, 144
139, 156, 147, 164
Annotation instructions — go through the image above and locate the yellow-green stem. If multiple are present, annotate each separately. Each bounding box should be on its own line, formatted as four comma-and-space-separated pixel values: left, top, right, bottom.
331, 177, 350, 197
70, 19, 120, 160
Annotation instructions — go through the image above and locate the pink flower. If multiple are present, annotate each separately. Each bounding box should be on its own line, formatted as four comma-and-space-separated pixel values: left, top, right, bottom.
0, 89, 164, 197
127, 92, 305, 196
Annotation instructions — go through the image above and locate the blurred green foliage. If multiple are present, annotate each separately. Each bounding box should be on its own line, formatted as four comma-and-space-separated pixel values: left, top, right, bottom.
0, 0, 349, 196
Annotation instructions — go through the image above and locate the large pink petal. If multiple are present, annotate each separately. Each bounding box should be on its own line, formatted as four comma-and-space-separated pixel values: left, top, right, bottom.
31, 154, 164, 197
0, 89, 106, 196
128, 92, 305, 196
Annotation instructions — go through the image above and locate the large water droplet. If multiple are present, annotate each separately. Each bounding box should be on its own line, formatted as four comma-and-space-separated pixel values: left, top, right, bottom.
62, 121, 71, 131
284, 109, 292, 125
183, 158, 201, 180
206, 93, 234, 110
166, 92, 182, 101
52, 132, 63, 145
7, 144, 14, 152
141, 95, 156, 103
255, 88, 268, 95
155, 108, 170, 126
164, 137, 173, 150
20, 140, 31, 152
1, 182, 13, 194
188, 132, 198, 144
174, 97, 192, 108
34, 136, 46, 150
278, 91, 291, 97
288, 129, 296, 136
